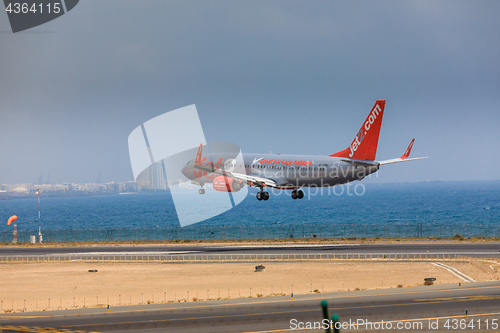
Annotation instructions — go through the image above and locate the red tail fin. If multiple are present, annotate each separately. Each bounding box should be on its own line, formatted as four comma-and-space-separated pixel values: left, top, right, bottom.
330, 100, 385, 161
194, 144, 203, 165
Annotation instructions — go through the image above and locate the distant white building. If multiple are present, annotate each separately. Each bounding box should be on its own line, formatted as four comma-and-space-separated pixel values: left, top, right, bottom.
120, 181, 138, 192
83, 183, 106, 192
106, 182, 119, 192
35, 184, 60, 192
1, 184, 13, 191
12, 186, 28, 193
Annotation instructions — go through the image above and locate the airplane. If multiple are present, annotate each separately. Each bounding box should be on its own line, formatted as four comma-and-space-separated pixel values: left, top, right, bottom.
181, 100, 427, 201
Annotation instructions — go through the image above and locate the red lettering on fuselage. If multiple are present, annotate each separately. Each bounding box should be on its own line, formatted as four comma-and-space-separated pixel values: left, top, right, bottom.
215, 158, 224, 168
258, 159, 312, 166
193, 157, 216, 180
272, 160, 294, 166
293, 160, 313, 166
195, 156, 314, 181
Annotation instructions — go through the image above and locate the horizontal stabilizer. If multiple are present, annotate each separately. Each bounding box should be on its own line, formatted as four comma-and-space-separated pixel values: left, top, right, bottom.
379, 156, 428, 165
379, 139, 428, 165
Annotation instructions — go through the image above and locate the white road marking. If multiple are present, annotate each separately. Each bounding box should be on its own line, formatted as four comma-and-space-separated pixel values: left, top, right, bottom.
433, 262, 475, 282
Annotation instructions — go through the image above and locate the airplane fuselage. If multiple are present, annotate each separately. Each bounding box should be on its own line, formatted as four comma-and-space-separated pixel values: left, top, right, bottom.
182, 153, 379, 190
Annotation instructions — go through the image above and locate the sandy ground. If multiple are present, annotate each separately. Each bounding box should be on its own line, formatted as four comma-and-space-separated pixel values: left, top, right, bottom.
445, 260, 499, 281
0, 261, 497, 312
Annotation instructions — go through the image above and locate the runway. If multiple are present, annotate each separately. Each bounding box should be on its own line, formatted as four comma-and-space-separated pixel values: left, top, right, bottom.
1, 242, 499, 259
1, 281, 499, 332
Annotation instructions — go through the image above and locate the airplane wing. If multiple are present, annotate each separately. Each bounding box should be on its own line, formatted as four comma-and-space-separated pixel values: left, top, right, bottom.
193, 144, 278, 188
379, 139, 429, 165
229, 172, 277, 188
338, 158, 380, 168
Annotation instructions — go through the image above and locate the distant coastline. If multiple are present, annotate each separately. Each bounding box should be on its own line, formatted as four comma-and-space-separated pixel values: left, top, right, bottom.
0, 189, 168, 200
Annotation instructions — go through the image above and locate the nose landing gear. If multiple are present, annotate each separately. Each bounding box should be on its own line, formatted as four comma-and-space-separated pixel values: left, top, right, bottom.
291, 190, 304, 200
192, 181, 205, 194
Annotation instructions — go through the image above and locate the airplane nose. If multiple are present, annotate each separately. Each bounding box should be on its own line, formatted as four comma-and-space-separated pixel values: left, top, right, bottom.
181, 163, 192, 178
181, 165, 188, 177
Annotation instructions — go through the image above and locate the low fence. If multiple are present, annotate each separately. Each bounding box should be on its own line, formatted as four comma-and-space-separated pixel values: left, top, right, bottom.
1, 223, 499, 243
0, 253, 470, 263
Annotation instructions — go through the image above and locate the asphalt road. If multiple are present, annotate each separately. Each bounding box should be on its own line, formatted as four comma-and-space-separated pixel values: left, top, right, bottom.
1, 281, 499, 332
1, 243, 500, 258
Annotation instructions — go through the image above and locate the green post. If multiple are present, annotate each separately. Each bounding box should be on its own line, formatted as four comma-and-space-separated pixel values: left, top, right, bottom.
320, 300, 332, 333
331, 314, 340, 333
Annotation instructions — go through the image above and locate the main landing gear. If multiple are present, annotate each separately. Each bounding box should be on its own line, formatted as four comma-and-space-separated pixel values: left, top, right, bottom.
198, 185, 205, 195
291, 190, 304, 200
256, 188, 269, 201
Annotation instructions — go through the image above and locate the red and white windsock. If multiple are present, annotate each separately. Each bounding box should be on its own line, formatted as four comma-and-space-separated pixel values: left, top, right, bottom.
7, 215, 17, 227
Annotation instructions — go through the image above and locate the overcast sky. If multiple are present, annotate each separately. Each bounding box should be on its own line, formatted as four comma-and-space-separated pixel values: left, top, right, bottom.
1, 1, 499, 184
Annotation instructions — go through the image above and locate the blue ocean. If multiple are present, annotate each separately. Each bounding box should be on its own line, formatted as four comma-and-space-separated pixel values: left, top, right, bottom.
0, 181, 499, 233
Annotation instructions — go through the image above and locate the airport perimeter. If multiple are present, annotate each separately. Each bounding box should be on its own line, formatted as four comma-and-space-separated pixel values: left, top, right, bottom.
0, 252, 477, 263
2, 223, 500, 244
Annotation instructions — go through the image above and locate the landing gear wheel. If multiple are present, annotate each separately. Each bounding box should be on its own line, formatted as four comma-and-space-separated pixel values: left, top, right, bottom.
198, 189, 205, 195
256, 192, 263, 201
291, 190, 298, 200
297, 190, 304, 199
262, 192, 270, 201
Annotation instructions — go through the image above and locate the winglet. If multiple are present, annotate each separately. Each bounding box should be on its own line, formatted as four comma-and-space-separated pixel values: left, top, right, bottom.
194, 144, 203, 166
401, 139, 415, 160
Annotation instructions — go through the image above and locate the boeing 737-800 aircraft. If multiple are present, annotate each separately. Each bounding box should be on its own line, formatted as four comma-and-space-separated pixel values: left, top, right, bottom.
181, 100, 427, 201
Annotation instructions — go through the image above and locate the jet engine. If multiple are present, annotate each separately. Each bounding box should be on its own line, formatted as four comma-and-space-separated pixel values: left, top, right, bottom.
213, 176, 244, 192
